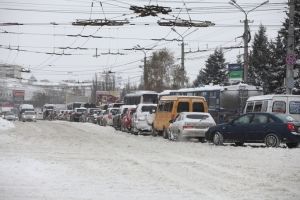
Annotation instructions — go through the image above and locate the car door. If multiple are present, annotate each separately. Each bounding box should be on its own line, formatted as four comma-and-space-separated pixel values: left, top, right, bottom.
224, 114, 254, 141
245, 113, 270, 142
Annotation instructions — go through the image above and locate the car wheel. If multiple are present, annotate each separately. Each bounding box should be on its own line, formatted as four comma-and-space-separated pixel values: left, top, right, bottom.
235, 142, 244, 146
167, 129, 173, 140
286, 142, 298, 148
213, 131, 224, 145
132, 126, 138, 135
163, 128, 168, 139
198, 137, 206, 143
265, 133, 280, 147
151, 126, 158, 137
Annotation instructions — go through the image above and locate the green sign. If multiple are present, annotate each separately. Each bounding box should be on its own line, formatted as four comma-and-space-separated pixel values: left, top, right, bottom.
229, 70, 243, 79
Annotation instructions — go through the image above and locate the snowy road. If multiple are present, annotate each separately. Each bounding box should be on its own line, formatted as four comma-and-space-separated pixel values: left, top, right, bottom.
0, 120, 300, 200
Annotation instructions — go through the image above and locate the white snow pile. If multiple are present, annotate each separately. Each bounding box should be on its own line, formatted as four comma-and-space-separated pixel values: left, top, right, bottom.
0, 118, 15, 131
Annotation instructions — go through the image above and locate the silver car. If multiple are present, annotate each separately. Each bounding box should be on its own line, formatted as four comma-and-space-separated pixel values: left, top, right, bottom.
4, 111, 18, 121
168, 112, 216, 142
21, 111, 37, 122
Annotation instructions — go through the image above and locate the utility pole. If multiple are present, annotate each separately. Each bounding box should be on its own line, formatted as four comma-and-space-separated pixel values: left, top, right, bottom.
181, 40, 185, 73
132, 45, 154, 90
143, 53, 148, 90
286, 0, 296, 94
229, 0, 269, 84
171, 28, 197, 87
172, 28, 185, 74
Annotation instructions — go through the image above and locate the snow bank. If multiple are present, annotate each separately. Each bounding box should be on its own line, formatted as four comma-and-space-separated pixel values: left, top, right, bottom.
0, 118, 15, 131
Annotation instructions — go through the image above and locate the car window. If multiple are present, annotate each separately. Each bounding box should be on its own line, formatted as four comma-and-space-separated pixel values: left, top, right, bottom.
245, 102, 254, 113
177, 102, 189, 112
272, 101, 286, 113
234, 114, 252, 125
289, 101, 300, 114
253, 101, 263, 112
111, 109, 119, 115
274, 113, 296, 122
192, 102, 204, 112
261, 101, 268, 112
175, 115, 181, 121
186, 114, 209, 120
251, 114, 268, 124
141, 106, 156, 112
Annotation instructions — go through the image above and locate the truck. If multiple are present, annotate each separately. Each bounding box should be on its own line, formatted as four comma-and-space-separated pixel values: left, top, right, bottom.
18, 104, 35, 120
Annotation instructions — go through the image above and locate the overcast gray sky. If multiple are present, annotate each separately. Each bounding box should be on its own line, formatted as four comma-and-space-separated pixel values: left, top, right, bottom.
0, 0, 287, 86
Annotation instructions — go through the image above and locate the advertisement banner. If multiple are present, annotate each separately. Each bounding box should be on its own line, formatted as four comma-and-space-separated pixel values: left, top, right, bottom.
13, 90, 25, 102
96, 91, 120, 106
228, 64, 243, 82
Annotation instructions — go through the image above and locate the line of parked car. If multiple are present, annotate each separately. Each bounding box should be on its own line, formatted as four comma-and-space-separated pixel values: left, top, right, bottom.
91, 95, 300, 149
34, 94, 300, 149
96, 104, 157, 136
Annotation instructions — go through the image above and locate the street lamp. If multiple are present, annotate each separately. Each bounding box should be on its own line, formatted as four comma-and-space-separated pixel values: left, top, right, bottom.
229, 0, 269, 84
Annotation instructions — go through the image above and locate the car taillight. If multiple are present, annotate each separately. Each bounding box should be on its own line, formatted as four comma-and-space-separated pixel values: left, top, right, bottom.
287, 122, 296, 132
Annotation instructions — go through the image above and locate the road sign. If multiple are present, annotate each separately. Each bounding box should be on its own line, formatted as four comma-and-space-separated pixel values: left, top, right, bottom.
286, 54, 297, 65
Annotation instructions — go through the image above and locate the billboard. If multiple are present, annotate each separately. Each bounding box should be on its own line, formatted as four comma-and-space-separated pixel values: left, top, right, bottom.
228, 64, 243, 82
96, 91, 120, 106
13, 90, 25, 102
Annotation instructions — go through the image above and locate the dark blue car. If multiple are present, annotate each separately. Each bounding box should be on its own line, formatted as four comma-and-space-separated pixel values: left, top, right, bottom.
205, 112, 300, 148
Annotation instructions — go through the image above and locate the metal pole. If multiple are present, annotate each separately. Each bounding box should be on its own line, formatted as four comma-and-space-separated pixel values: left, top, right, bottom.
143, 52, 148, 90
286, 0, 295, 94
229, 0, 269, 84
243, 14, 249, 83
181, 40, 185, 72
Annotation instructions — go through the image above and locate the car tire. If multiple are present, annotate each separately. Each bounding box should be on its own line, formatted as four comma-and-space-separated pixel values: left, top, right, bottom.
132, 126, 138, 135
198, 137, 206, 143
235, 142, 244, 146
286, 142, 298, 148
163, 128, 168, 139
151, 126, 158, 137
213, 131, 224, 145
167, 129, 173, 140
265, 133, 280, 148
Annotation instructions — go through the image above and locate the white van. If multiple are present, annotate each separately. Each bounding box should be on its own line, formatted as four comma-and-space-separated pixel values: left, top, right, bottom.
132, 103, 157, 134
244, 94, 300, 120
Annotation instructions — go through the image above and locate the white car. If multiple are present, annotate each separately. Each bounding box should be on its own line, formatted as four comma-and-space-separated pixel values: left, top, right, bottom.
132, 104, 157, 135
168, 112, 216, 142
102, 108, 120, 126
21, 111, 37, 122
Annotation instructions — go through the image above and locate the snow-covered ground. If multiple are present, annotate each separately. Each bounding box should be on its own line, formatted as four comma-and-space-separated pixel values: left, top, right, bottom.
0, 117, 15, 130
0, 120, 299, 200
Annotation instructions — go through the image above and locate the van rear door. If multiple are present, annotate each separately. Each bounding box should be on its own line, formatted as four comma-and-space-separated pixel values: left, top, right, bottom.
288, 96, 300, 121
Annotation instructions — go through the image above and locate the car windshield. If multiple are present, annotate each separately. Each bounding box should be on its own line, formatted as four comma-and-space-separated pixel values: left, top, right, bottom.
111, 109, 119, 115
186, 114, 209, 120
141, 106, 156, 112
5, 112, 14, 115
25, 111, 35, 115
77, 109, 86, 112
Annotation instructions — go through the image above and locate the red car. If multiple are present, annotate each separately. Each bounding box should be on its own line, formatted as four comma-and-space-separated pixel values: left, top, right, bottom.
121, 108, 136, 132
